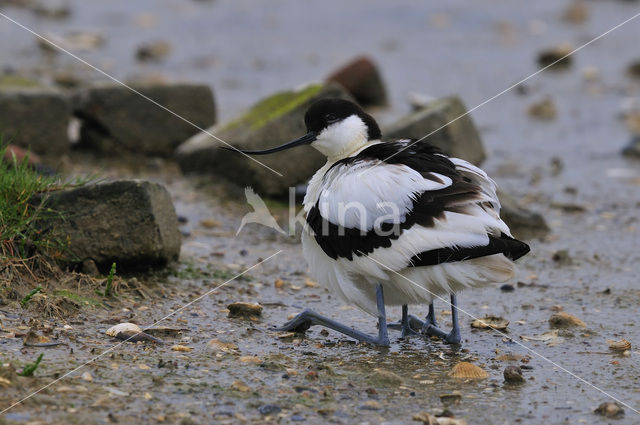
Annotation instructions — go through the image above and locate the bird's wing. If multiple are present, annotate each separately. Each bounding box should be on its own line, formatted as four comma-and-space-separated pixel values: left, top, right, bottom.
305, 142, 515, 263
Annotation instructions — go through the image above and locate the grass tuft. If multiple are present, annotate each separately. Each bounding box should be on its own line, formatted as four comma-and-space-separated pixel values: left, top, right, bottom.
0, 143, 61, 258
17, 353, 44, 377
20, 285, 43, 307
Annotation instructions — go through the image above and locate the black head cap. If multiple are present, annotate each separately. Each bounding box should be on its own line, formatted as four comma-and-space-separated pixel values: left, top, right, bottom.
304, 99, 381, 140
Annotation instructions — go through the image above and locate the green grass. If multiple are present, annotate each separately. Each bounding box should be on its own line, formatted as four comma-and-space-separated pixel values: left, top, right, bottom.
17, 353, 44, 377
96, 262, 117, 297
0, 143, 62, 258
20, 286, 42, 307
54, 289, 102, 307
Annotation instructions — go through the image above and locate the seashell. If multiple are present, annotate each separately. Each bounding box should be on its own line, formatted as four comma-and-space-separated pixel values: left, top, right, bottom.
170, 344, 192, 352
105, 322, 164, 343
548, 312, 586, 328
106, 322, 141, 337
471, 316, 509, 330
227, 302, 263, 317
594, 401, 624, 418
607, 339, 631, 352
447, 362, 489, 380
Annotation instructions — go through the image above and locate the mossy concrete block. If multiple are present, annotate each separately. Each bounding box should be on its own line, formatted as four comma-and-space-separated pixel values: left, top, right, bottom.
176, 82, 353, 197
0, 83, 70, 155
42, 180, 181, 271
384, 96, 486, 165
73, 82, 216, 156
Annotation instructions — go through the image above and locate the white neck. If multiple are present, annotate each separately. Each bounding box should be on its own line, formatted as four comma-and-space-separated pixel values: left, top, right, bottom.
311, 115, 370, 162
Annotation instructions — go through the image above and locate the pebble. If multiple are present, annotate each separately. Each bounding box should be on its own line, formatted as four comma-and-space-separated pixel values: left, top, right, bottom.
439, 393, 462, 405
500, 284, 514, 292
367, 368, 403, 386
360, 400, 381, 410
627, 60, 640, 79
594, 401, 624, 418
199, 218, 221, 228
230, 380, 251, 392
503, 366, 525, 384
206, 339, 238, 353
551, 250, 572, 265
527, 97, 557, 120
621, 135, 640, 159
537, 44, 573, 69
258, 404, 281, 415
136, 40, 171, 62
170, 344, 192, 352
81, 372, 93, 382
562, 1, 588, 24
227, 302, 263, 317
549, 312, 586, 328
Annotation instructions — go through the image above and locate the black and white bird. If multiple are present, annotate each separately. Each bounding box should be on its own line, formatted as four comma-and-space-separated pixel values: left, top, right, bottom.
234, 98, 530, 346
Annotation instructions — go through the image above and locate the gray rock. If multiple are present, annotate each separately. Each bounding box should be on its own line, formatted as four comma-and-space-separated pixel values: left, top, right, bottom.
176, 82, 352, 197
0, 79, 70, 155
498, 190, 550, 240
383, 96, 486, 165
73, 83, 216, 156
39, 180, 180, 271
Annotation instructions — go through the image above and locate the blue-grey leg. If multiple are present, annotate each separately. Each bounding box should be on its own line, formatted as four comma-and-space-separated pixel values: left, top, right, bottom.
427, 302, 438, 327
422, 295, 461, 344
420, 302, 438, 334
388, 305, 423, 337
276, 283, 390, 347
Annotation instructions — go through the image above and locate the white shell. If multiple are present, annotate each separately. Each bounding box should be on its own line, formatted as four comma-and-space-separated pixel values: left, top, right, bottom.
106, 322, 142, 337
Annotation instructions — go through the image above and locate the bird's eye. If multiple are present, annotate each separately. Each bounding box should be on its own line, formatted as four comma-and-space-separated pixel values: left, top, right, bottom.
325, 113, 338, 123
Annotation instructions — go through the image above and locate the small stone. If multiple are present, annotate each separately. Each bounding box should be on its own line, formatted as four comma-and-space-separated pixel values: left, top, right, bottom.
227, 302, 263, 317
136, 40, 171, 62
439, 393, 462, 405
230, 380, 251, 392
622, 135, 640, 159
503, 366, 525, 384
367, 368, 403, 386
549, 312, 586, 328
206, 339, 238, 353
537, 44, 573, 70
274, 279, 284, 289
527, 97, 557, 120
627, 60, 640, 79
81, 372, 93, 382
412, 411, 438, 424
170, 344, 192, 352
562, 1, 588, 24
326, 56, 387, 107
258, 404, 281, 416
551, 250, 572, 265
500, 284, 514, 292
199, 219, 220, 228
582, 66, 600, 81
594, 401, 624, 418
81, 259, 100, 276
360, 400, 381, 410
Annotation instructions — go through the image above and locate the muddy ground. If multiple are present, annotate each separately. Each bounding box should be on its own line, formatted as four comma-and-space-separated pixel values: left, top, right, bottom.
1, 1, 640, 424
